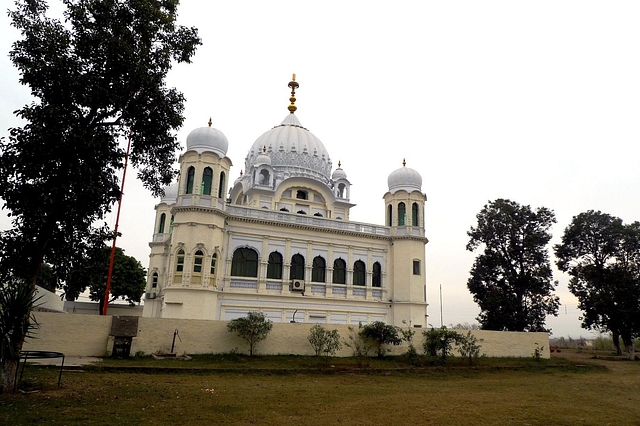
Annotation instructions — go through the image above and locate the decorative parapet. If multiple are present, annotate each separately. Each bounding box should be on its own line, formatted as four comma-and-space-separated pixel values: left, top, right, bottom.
152, 233, 171, 243
229, 280, 258, 290
225, 205, 391, 237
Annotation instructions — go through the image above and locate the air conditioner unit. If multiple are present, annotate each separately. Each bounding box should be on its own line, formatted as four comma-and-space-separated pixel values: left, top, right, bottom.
291, 281, 305, 291
145, 292, 157, 300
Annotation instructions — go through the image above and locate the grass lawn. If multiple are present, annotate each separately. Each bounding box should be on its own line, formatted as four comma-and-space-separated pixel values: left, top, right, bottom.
1, 349, 638, 425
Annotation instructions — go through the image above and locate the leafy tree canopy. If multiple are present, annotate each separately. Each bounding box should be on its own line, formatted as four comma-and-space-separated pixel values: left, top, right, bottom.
64, 246, 146, 314
466, 199, 559, 332
555, 211, 640, 358
0, 0, 201, 287
35, 263, 57, 293
0, 0, 199, 392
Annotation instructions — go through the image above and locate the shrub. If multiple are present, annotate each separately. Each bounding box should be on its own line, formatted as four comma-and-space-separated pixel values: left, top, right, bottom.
533, 343, 544, 360
457, 331, 483, 365
422, 326, 463, 364
359, 321, 402, 358
401, 321, 421, 366
343, 324, 372, 366
308, 325, 342, 359
226, 312, 272, 356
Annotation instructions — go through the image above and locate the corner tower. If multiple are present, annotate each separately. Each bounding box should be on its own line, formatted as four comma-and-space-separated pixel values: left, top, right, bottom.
384, 160, 428, 327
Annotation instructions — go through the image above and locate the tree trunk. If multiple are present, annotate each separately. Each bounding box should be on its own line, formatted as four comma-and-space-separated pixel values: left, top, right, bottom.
621, 332, 635, 360
1, 358, 19, 394
611, 330, 622, 355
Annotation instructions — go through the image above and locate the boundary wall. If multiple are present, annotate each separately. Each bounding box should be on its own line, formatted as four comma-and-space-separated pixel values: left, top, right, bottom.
24, 312, 550, 359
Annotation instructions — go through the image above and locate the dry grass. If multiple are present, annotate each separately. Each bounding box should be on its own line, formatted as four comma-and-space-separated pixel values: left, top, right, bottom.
1, 349, 639, 425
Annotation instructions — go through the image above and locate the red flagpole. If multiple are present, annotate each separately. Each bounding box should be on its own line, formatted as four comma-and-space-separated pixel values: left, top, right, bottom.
102, 128, 132, 315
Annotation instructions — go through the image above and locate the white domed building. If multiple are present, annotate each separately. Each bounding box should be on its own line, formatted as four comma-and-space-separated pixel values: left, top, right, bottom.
143, 76, 429, 327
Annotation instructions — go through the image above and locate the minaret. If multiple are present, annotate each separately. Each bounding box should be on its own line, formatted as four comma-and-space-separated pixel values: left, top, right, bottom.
384, 160, 428, 327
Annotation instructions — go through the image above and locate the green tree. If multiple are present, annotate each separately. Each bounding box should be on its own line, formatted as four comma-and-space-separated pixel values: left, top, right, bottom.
457, 331, 483, 366
0, 0, 200, 392
227, 312, 273, 356
466, 199, 559, 331
555, 211, 640, 359
35, 264, 58, 293
359, 321, 402, 358
64, 246, 146, 314
307, 325, 342, 359
422, 326, 463, 364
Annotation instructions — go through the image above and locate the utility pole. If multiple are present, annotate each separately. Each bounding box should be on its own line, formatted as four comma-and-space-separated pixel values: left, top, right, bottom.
439, 284, 443, 327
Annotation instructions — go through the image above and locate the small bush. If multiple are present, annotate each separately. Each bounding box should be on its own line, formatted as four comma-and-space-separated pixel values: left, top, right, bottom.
533, 343, 544, 360
308, 325, 342, 359
457, 331, 483, 365
359, 321, 402, 358
343, 324, 372, 366
401, 321, 421, 366
226, 312, 273, 356
423, 326, 463, 364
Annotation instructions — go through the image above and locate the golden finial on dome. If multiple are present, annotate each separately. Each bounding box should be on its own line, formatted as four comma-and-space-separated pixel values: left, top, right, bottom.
240, 170, 243, 176
263, 146, 267, 153
288, 73, 299, 114
338, 161, 341, 168
403, 158, 406, 166
208, 117, 212, 127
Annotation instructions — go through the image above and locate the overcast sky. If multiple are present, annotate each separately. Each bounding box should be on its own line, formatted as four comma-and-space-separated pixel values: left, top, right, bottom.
2, 1, 639, 337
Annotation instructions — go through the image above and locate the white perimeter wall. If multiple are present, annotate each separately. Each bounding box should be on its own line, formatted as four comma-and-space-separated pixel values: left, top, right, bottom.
24, 312, 550, 359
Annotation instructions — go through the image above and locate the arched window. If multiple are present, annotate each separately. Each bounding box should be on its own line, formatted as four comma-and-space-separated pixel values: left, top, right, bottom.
186, 166, 195, 194
412, 202, 419, 226
267, 251, 283, 279
218, 171, 226, 198
193, 250, 204, 274
372, 262, 382, 288
231, 248, 258, 277
290, 254, 305, 280
175, 250, 185, 272
202, 167, 213, 195
279, 207, 289, 212
388, 205, 392, 226
332, 258, 346, 284
297, 210, 307, 215
313, 212, 323, 217
158, 213, 166, 234
353, 260, 366, 286
151, 272, 158, 289
169, 215, 174, 233
259, 169, 270, 184
398, 202, 406, 226
338, 183, 346, 198
210, 253, 217, 276
312, 256, 326, 283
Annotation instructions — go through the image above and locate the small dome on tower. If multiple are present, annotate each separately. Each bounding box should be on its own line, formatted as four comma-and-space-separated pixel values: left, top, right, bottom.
254, 146, 272, 166
388, 160, 422, 194
160, 182, 179, 204
185, 118, 229, 157
332, 162, 347, 180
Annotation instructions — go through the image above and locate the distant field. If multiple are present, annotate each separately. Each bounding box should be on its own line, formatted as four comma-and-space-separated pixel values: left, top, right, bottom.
1, 349, 638, 426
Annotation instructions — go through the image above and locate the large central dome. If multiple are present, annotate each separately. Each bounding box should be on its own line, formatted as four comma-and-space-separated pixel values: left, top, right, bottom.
244, 75, 332, 184
245, 113, 332, 183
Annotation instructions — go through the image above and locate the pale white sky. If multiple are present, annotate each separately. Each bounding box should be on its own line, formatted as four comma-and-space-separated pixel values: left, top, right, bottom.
2, 1, 639, 337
